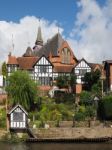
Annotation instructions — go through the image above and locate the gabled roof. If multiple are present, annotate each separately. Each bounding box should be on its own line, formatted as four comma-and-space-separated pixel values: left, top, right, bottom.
34, 33, 64, 57
74, 58, 92, 69
23, 46, 34, 57
104, 60, 112, 64
33, 55, 53, 67
58, 41, 78, 62
8, 104, 28, 115
89, 63, 103, 71
7, 56, 18, 65
17, 56, 39, 70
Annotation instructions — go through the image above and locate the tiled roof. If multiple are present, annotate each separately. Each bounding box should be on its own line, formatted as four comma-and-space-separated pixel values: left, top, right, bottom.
104, 60, 112, 64
89, 63, 103, 70
23, 47, 34, 57
58, 41, 78, 62
53, 65, 73, 73
74, 58, 92, 68
34, 33, 64, 57
17, 57, 39, 70
7, 56, 18, 65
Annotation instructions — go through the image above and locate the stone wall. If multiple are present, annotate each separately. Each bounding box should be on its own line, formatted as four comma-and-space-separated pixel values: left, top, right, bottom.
33, 127, 112, 139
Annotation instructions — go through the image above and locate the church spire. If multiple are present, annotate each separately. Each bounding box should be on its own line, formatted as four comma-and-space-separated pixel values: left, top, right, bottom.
35, 25, 43, 46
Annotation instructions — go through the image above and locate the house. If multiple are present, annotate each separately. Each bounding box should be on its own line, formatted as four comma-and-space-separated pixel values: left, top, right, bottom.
8, 104, 28, 130
7, 26, 78, 92
6, 25, 103, 94
73, 58, 92, 94
103, 60, 112, 91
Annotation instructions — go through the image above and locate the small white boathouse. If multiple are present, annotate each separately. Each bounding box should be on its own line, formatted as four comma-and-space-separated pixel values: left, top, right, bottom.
8, 104, 28, 129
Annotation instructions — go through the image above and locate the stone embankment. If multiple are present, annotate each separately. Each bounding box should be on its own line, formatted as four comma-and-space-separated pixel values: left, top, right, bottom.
0, 130, 7, 140
33, 127, 112, 139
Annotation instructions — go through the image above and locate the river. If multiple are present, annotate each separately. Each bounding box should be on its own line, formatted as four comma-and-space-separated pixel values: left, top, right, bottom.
0, 143, 112, 150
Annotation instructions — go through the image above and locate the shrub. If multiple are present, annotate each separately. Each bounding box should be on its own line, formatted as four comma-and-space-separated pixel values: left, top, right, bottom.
75, 112, 86, 121
98, 95, 112, 120
0, 108, 6, 128
80, 91, 93, 105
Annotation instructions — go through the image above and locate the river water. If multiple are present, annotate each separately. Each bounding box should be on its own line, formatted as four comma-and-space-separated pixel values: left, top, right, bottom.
0, 143, 112, 150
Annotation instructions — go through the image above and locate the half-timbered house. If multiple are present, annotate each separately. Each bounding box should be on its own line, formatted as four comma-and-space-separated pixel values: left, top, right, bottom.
73, 58, 92, 93
34, 55, 53, 85
8, 104, 28, 129
6, 25, 102, 94
74, 58, 92, 84
7, 26, 78, 92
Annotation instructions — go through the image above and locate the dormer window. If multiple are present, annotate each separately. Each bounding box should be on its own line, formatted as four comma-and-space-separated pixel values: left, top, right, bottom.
62, 48, 70, 64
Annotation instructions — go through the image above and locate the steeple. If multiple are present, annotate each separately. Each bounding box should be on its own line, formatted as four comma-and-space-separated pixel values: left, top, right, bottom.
35, 26, 43, 46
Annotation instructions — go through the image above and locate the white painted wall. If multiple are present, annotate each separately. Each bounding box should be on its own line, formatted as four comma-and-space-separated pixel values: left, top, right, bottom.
0, 75, 3, 87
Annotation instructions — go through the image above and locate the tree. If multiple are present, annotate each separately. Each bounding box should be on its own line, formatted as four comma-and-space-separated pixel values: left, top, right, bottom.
83, 69, 101, 91
6, 70, 39, 111
56, 75, 69, 88
56, 75, 76, 91
69, 74, 76, 92
98, 95, 112, 120
2, 62, 7, 77
80, 91, 92, 105
91, 81, 101, 97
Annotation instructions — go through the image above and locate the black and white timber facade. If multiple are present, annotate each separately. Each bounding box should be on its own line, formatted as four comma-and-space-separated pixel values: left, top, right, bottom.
74, 58, 92, 84
34, 56, 53, 85
8, 104, 28, 129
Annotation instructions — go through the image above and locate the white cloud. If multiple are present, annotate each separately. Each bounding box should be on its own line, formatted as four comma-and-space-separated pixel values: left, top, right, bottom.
0, 16, 63, 64
68, 0, 112, 63
0, 0, 112, 65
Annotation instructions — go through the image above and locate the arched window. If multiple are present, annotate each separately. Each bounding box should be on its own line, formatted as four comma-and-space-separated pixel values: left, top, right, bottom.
61, 48, 70, 64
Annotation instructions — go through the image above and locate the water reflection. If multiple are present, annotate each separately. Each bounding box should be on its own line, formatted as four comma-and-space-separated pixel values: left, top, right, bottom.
0, 142, 112, 150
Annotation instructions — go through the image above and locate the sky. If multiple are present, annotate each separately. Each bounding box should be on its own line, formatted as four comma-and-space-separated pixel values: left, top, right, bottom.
0, 0, 112, 63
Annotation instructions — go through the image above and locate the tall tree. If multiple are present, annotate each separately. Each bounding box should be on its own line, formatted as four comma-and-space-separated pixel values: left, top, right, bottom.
6, 70, 39, 111
83, 69, 101, 91
56, 75, 76, 91
2, 62, 7, 77
56, 75, 69, 88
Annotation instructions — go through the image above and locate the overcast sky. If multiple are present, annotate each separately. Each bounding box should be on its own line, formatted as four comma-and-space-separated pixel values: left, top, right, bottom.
0, 0, 112, 64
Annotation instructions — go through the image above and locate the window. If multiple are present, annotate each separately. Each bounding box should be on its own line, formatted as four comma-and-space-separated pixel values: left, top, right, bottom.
39, 66, 47, 73
13, 112, 23, 122
9, 65, 17, 73
79, 69, 87, 75
39, 77, 52, 85
75, 69, 79, 74
62, 48, 70, 64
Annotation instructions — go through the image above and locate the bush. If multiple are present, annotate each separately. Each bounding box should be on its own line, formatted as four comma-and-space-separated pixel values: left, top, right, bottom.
75, 112, 86, 121
54, 92, 75, 104
98, 95, 112, 120
85, 106, 96, 118
75, 106, 86, 121
80, 91, 93, 105
0, 108, 6, 128
74, 105, 96, 121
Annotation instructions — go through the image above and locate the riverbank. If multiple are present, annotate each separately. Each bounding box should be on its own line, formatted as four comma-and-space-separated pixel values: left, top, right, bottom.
33, 127, 112, 139
0, 129, 7, 140
1, 127, 112, 142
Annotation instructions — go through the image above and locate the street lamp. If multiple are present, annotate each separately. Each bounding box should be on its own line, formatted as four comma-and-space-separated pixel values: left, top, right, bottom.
94, 96, 99, 108
94, 96, 100, 120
